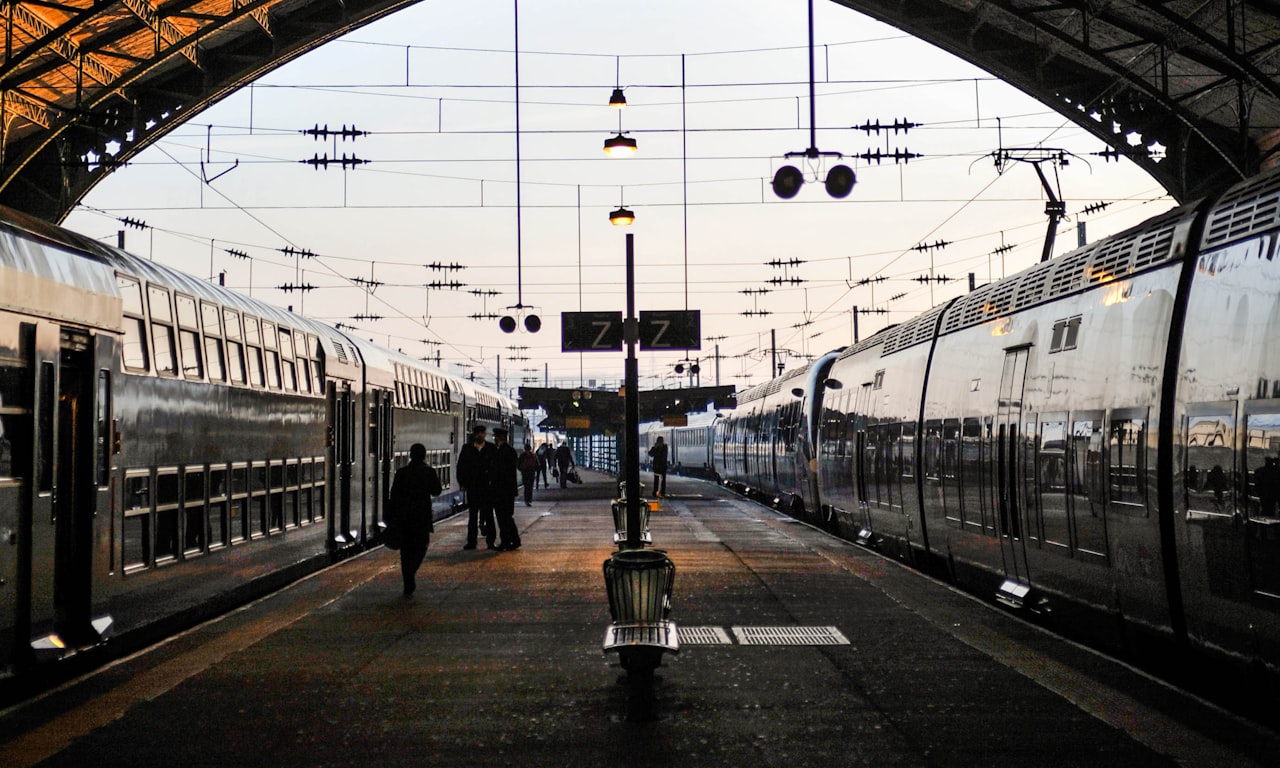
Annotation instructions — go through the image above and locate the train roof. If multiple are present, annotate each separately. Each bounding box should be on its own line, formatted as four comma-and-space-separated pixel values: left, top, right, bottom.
837, 197, 1202, 362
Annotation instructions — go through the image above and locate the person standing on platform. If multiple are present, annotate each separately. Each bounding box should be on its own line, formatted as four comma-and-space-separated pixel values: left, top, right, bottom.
492, 428, 522, 551
648, 436, 669, 498
388, 443, 442, 597
519, 442, 539, 506
555, 441, 575, 489
457, 425, 497, 550
537, 441, 552, 488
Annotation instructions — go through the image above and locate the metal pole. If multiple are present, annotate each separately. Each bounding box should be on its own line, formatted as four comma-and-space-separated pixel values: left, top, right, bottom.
624, 233, 642, 548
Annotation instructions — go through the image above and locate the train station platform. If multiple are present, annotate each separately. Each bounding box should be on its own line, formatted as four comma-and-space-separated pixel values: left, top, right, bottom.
2, 470, 1278, 767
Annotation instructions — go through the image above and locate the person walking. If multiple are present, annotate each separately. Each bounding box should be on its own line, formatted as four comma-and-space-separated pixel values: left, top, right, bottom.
519, 442, 539, 506
456, 425, 497, 550
648, 435, 669, 498
555, 441, 575, 489
492, 428, 522, 551
387, 443, 443, 597
536, 441, 552, 488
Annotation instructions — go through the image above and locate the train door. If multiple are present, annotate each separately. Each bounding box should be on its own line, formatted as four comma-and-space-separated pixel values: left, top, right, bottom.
1, 321, 34, 668
27, 324, 109, 660
852, 382, 873, 533
996, 346, 1032, 585
372, 390, 393, 535
328, 381, 356, 547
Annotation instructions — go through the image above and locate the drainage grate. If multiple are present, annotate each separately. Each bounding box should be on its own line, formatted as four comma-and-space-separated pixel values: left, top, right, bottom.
731, 626, 850, 646
678, 626, 733, 645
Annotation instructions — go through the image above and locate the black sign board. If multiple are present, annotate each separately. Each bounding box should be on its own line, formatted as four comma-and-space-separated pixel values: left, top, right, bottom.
560, 311, 624, 352
638, 309, 701, 350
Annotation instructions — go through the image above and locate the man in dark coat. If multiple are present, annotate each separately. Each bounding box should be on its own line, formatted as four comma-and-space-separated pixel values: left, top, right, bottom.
456, 425, 497, 549
648, 435, 669, 498
388, 443, 443, 596
555, 442, 575, 489
492, 428, 522, 551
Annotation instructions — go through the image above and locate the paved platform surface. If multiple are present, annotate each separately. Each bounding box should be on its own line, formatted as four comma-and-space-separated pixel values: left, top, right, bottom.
2, 470, 1277, 767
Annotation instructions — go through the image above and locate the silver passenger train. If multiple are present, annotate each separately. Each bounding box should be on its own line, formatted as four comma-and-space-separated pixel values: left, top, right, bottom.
0, 205, 525, 679
715, 167, 1280, 699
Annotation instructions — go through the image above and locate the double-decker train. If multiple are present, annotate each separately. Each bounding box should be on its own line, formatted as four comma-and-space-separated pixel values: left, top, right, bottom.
0, 205, 525, 680
715, 167, 1280, 701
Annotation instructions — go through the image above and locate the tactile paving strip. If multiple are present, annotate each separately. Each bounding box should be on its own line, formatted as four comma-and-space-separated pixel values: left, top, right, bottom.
731, 626, 850, 645
678, 626, 734, 645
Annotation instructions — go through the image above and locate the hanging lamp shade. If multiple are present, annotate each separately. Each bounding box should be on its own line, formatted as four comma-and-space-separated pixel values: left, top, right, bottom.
604, 133, 638, 156
609, 88, 627, 108
609, 206, 635, 226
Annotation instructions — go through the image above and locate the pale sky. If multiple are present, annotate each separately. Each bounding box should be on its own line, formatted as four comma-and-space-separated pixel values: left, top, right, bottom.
63, 0, 1174, 396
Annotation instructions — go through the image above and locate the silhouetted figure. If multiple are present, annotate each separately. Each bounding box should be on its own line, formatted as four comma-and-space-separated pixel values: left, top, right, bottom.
492, 428, 521, 551
519, 442, 539, 507
1206, 464, 1228, 510
457, 425, 497, 549
648, 436, 669, 498
388, 443, 442, 596
555, 442, 575, 489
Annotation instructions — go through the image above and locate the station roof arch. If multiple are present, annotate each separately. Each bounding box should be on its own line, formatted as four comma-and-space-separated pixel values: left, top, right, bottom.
2, 0, 1279, 221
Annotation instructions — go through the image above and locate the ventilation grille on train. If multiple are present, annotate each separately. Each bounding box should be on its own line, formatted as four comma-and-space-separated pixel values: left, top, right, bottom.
1201, 169, 1280, 250
938, 213, 1183, 336
881, 303, 947, 355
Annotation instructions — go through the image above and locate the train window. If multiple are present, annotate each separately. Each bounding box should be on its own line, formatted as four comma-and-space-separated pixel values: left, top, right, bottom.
224, 340, 243, 384
298, 357, 313, 394
936, 420, 960, 526
265, 348, 282, 390
203, 304, 222, 334
248, 345, 265, 388
1037, 416, 1072, 552
230, 463, 249, 542
262, 322, 278, 350
155, 470, 180, 562
152, 323, 177, 377
122, 316, 148, 371
200, 305, 226, 383
96, 370, 110, 486
1049, 316, 1083, 353
245, 316, 261, 345
924, 419, 945, 508
147, 287, 172, 323
313, 457, 327, 521
123, 471, 151, 571
148, 287, 178, 377
1185, 406, 1235, 519
309, 335, 325, 390
208, 467, 228, 548
176, 294, 198, 327
250, 463, 267, 538
1069, 415, 1108, 560
1108, 409, 1149, 514
279, 329, 298, 391
37, 362, 53, 494
119, 277, 148, 372
206, 337, 226, 383
117, 275, 144, 315
269, 461, 284, 531
179, 328, 203, 380
1244, 410, 1280, 521
0, 355, 30, 482
1243, 409, 1280, 597
184, 468, 206, 554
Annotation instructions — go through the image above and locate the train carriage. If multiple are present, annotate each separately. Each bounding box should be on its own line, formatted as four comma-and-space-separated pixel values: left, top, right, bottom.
0, 204, 518, 678
718, 167, 1280, 692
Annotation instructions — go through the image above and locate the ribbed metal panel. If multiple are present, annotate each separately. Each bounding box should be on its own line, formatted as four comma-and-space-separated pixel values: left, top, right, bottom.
731, 626, 850, 645
678, 626, 733, 645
